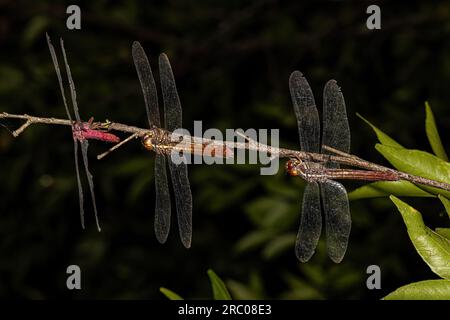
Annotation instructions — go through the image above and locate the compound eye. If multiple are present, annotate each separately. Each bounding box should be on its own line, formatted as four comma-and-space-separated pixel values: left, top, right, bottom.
285, 160, 293, 171
288, 168, 299, 177
286, 161, 299, 177
142, 135, 153, 151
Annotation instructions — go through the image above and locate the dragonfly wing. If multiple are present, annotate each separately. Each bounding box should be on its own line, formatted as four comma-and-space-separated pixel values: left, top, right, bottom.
80, 140, 101, 232
46, 34, 73, 122
159, 53, 182, 131
289, 71, 320, 153
48, 34, 86, 230
159, 53, 193, 248
60, 38, 82, 123
132, 42, 161, 128
73, 141, 85, 229
322, 79, 350, 166
320, 180, 351, 263
168, 159, 193, 248
295, 182, 322, 262
154, 154, 171, 243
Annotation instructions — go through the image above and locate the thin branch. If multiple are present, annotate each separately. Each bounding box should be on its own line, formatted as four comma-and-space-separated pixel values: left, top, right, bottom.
2, 112, 450, 192
235, 130, 277, 161
97, 132, 139, 160
13, 120, 32, 137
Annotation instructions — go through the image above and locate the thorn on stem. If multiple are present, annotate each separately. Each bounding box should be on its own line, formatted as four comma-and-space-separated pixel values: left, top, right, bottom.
97, 132, 139, 160
13, 120, 33, 137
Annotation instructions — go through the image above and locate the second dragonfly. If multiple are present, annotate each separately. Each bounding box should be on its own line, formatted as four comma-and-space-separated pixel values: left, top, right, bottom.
132, 42, 193, 248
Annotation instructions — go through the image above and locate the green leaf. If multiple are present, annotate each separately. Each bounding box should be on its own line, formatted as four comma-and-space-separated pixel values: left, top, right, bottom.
234, 230, 277, 254
0, 65, 24, 93
436, 228, 450, 240
23, 16, 49, 47
356, 113, 403, 148
207, 269, 232, 300
438, 195, 450, 219
244, 197, 294, 229
348, 181, 434, 200
160, 287, 184, 300
226, 279, 264, 300
376, 144, 450, 198
390, 196, 450, 279
425, 102, 448, 161
300, 262, 327, 287
281, 272, 324, 299
226, 272, 265, 300
383, 280, 450, 300
262, 233, 296, 259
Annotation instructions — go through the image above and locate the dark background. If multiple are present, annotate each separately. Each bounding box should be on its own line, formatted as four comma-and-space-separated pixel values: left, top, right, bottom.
0, 0, 449, 299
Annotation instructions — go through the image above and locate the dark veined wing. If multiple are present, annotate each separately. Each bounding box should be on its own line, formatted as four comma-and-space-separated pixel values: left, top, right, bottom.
159, 53, 182, 131
289, 71, 320, 153
321, 80, 351, 263
80, 140, 101, 232
321, 80, 350, 167
167, 160, 192, 248
60, 38, 81, 123
320, 180, 351, 263
46, 34, 86, 229
46, 34, 73, 122
295, 182, 322, 262
131, 42, 171, 241
60, 37, 101, 232
132, 41, 161, 128
73, 140, 85, 229
154, 154, 171, 243
159, 53, 193, 248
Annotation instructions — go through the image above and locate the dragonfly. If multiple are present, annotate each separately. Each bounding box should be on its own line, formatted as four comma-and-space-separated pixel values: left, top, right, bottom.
286, 71, 400, 263
132, 42, 234, 248
46, 34, 120, 231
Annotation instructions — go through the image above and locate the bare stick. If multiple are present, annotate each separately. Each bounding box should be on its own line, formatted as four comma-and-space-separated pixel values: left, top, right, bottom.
235, 130, 251, 143
13, 120, 33, 137
2, 112, 450, 192
97, 132, 139, 160
235, 130, 277, 161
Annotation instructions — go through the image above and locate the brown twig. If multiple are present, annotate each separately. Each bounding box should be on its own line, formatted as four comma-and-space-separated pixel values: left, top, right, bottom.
97, 132, 139, 160
2, 111, 450, 192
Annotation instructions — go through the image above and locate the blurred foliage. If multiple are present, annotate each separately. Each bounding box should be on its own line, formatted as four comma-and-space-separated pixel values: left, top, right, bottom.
384, 197, 450, 300
1, 0, 450, 299
349, 105, 450, 199
160, 269, 232, 300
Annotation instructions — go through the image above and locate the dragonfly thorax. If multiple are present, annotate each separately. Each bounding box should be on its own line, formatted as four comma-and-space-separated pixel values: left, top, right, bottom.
142, 128, 173, 154
286, 158, 327, 183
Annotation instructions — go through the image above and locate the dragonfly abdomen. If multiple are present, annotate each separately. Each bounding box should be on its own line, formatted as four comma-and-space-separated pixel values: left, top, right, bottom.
323, 169, 399, 181
81, 128, 120, 143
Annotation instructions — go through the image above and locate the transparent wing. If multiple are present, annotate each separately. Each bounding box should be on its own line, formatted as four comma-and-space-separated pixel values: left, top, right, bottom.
295, 182, 322, 262
73, 141, 85, 229
159, 53, 193, 248
132, 41, 161, 128
168, 160, 193, 249
60, 38, 81, 123
80, 140, 101, 232
321, 80, 350, 167
320, 180, 351, 263
46, 34, 73, 122
159, 53, 182, 131
154, 154, 171, 244
47, 34, 86, 230
289, 71, 320, 153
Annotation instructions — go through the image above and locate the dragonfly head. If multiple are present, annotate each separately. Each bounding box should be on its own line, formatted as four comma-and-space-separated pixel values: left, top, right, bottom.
286, 158, 308, 177
286, 159, 300, 176
142, 133, 154, 151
